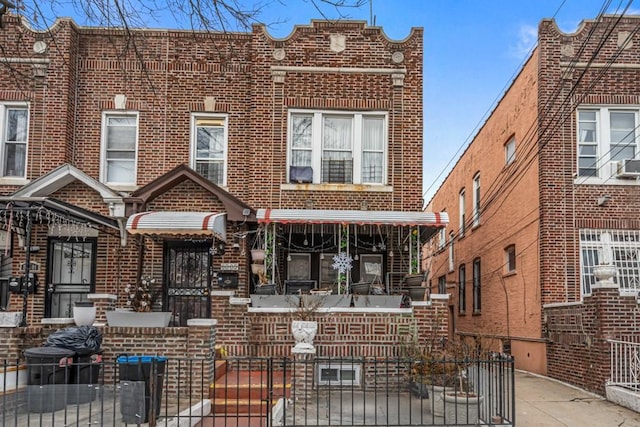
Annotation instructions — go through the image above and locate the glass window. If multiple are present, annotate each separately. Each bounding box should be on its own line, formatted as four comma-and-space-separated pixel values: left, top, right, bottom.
448, 231, 454, 272
580, 229, 640, 296
505, 137, 516, 165
1, 105, 28, 178
288, 110, 387, 185
505, 245, 516, 273
473, 174, 480, 226
102, 113, 137, 185
576, 107, 638, 178
360, 254, 383, 283
438, 227, 446, 250
458, 264, 466, 313
288, 253, 311, 280
459, 188, 466, 237
192, 115, 227, 185
320, 253, 338, 287
473, 258, 481, 313
438, 275, 446, 294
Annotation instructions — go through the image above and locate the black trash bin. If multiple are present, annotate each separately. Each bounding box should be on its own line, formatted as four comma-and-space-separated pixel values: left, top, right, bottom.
24, 347, 75, 413
68, 350, 103, 404
117, 355, 167, 424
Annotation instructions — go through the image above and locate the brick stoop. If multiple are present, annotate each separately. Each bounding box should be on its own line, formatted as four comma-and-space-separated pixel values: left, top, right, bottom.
209, 367, 291, 415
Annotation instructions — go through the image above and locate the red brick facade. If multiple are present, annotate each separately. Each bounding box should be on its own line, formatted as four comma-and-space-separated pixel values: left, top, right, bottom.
427, 16, 640, 394
0, 15, 436, 353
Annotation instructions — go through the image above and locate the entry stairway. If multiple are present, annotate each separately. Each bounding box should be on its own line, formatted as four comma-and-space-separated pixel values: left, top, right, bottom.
198, 359, 291, 426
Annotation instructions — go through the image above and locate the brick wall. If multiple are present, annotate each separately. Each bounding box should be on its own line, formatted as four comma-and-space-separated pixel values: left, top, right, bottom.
213, 294, 449, 359
544, 286, 640, 395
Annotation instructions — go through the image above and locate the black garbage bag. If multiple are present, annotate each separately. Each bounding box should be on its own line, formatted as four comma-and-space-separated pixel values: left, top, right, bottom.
44, 326, 102, 355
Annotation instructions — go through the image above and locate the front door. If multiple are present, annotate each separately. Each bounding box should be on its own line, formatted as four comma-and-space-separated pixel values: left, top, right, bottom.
46, 238, 96, 318
164, 241, 211, 326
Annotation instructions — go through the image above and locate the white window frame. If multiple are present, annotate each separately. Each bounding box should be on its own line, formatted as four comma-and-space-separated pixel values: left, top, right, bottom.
580, 229, 640, 297
576, 106, 639, 180
472, 173, 480, 227
448, 231, 454, 272
458, 188, 466, 237
191, 113, 228, 186
100, 111, 139, 186
317, 362, 361, 386
287, 109, 388, 185
505, 137, 515, 165
0, 103, 29, 179
438, 227, 446, 250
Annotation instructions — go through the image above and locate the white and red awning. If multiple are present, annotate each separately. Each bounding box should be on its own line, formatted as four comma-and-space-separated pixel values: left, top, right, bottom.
126, 212, 226, 240
256, 209, 448, 227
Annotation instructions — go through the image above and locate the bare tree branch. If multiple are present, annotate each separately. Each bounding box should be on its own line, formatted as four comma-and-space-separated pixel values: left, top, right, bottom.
12, 0, 368, 31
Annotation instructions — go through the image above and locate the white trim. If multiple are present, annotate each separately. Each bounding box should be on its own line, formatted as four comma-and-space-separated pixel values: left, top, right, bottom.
272, 65, 406, 75
0, 102, 30, 179
187, 319, 218, 327
317, 362, 362, 386
543, 301, 583, 309
190, 113, 229, 186
281, 183, 393, 192
287, 109, 388, 185
100, 111, 139, 186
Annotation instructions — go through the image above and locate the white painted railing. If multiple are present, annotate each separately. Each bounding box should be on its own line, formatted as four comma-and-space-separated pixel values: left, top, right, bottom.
609, 339, 640, 391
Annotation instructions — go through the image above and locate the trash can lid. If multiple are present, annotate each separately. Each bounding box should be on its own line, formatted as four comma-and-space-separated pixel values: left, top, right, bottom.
117, 355, 168, 364
25, 346, 75, 358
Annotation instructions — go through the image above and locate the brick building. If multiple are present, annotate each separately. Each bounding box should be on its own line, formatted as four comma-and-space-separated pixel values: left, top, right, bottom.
0, 15, 447, 329
426, 15, 640, 397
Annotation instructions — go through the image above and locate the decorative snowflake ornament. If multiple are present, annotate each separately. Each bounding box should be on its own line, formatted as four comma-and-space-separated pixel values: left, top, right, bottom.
332, 252, 353, 274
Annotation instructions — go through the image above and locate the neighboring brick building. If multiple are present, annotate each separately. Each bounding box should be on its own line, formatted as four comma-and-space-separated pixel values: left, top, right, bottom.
426, 15, 640, 396
0, 16, 447, 328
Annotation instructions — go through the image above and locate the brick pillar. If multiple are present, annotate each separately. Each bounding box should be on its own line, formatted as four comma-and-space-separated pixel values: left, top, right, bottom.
88, 293, 117, 325
187, 319, 217, 399
290, 353, 314, 403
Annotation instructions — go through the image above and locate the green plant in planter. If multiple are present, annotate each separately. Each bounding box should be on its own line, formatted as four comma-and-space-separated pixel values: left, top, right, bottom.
264, 227, 274, 284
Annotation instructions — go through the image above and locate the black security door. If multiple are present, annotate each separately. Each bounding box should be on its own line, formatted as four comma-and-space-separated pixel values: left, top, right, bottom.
164, 241, 211, 326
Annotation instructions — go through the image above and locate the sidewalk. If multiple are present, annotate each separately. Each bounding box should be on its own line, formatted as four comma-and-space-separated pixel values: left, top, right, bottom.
516, 370, 640, 426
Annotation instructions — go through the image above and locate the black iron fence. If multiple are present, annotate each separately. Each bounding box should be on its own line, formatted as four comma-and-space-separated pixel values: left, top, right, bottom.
0, 354, 515, 426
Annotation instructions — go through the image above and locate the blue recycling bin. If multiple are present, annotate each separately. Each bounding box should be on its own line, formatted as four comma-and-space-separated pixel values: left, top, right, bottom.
117, 355, 167, 424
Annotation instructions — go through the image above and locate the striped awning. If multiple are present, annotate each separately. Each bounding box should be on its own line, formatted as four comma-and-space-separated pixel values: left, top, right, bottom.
256, 209, 448, 227
126, 212, 226, 240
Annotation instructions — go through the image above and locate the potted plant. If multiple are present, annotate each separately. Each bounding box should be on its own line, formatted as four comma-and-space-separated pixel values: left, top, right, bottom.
254, 271, 276, 295
405, 343, 457, 416
106, 276, 171, 327
441, 338, 485, 424
290, 294, 322, 354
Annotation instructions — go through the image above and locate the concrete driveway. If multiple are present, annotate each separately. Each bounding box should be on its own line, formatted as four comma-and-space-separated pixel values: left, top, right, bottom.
516, 370, 640, 426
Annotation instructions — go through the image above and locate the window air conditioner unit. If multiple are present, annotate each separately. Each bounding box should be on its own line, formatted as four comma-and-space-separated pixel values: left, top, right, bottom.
289, 166, 313, 183
616, 159, 640, 178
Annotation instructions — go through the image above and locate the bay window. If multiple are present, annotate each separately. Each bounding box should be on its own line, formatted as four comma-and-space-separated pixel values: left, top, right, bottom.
288, 110, 387, 185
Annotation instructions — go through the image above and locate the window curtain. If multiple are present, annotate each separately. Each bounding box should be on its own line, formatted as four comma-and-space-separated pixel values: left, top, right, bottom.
362, 117, 383, 183
291, 115, 313, 166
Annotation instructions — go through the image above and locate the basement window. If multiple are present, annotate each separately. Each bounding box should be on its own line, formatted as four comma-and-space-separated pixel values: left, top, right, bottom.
317, 363, 361, 387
